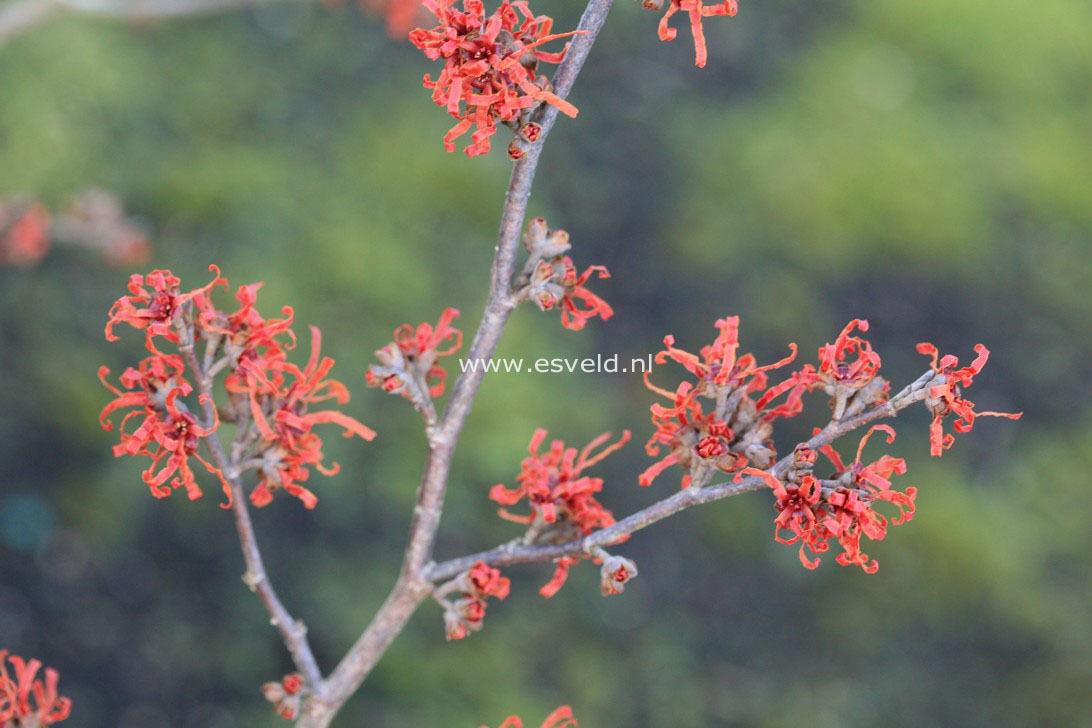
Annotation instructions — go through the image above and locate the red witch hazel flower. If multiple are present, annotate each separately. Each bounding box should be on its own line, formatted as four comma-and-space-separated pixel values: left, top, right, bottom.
366, 308, 463, 417
646, 0, 738, 68
641, 315, 804, 489
916, 343, 1022, 456
742, 425, 916, 573
102, 267, 375, 510
0, 650, 72, 725
434, 560, 511, 639
410, 0, 584, 157
514, 218, 612, 331
812, 319, 887, 420
484, 706, 578, 728
490, 428, 630, 597
98, 359, 231, 505
245, 326, 377, 509
261, 671, 307, 721
105, 265, 226, 353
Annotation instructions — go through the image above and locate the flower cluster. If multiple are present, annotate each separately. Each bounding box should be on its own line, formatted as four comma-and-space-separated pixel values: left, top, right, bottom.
101, 267, 375, 509
744, 425, 917, 573
917, 343, 1022, 456
514, 217, 613, 331
437, 561, 512, 640
647, 0, 738, 68
366, 307, 463, 414
0, 650, 71, 725
98, 360, 230, 504
0, 201, 51, 267
262, 672, 306, 721
484, 706, 578, 728
241, 326, 377, 508
641, 315, 802, 488
409, 0, 582, 157
490, 428, 629, 596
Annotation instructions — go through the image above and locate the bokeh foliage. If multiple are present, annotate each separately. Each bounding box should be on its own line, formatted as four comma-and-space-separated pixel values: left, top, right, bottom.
0, 0, 1089, 725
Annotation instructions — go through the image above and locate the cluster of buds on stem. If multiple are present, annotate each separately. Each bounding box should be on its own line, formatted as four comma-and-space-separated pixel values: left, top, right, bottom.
434, 561, 511, 639
366, 308, 463, 422
490, 428, 630, 596
261, 672, 306, 721
512, 217, 613, 331
100, 266, 375, 509
409, 0, 584, 157
0, 650, 71, 725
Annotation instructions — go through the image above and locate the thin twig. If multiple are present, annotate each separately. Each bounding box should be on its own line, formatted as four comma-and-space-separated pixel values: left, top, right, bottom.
425, 369, 943, 582
176, 316, 324, 694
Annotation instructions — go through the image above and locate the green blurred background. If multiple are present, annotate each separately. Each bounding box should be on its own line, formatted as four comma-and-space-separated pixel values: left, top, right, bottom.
1, 0, 1090, 725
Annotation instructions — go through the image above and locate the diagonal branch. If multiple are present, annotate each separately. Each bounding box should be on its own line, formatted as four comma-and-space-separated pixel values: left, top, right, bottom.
425, 369, 944, 583
401, 0, 618, 578
176, 318, 324, 694
297, 1, 618, 725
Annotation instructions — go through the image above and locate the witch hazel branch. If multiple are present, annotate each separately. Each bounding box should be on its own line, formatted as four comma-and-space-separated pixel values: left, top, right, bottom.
93, 255, 1020, 725
63, 0, 1021, 726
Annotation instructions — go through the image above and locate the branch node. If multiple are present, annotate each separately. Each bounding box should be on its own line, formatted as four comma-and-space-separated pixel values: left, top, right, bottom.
242, 569, 264, 592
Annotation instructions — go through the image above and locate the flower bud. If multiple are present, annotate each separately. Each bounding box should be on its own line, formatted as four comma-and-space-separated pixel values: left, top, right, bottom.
696, 435, 725, 459
519, 121, 542, 143
444, 607, 470, 640
277, 696, 300, 720
793, 444, 817, 468
522, 217, 549, 252
599, 554, 638, 596
262, 681, 285, 703
455, 596, 487, 623
281, 673, 303, 696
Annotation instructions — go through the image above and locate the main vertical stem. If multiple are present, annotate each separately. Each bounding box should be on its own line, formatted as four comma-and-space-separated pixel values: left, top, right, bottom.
401, 0, 617, 577
298, 1, 616, 724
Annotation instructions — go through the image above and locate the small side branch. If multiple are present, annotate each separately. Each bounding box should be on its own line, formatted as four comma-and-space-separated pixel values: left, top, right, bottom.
425, 369, 942, 582
176, 322, 324, 694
